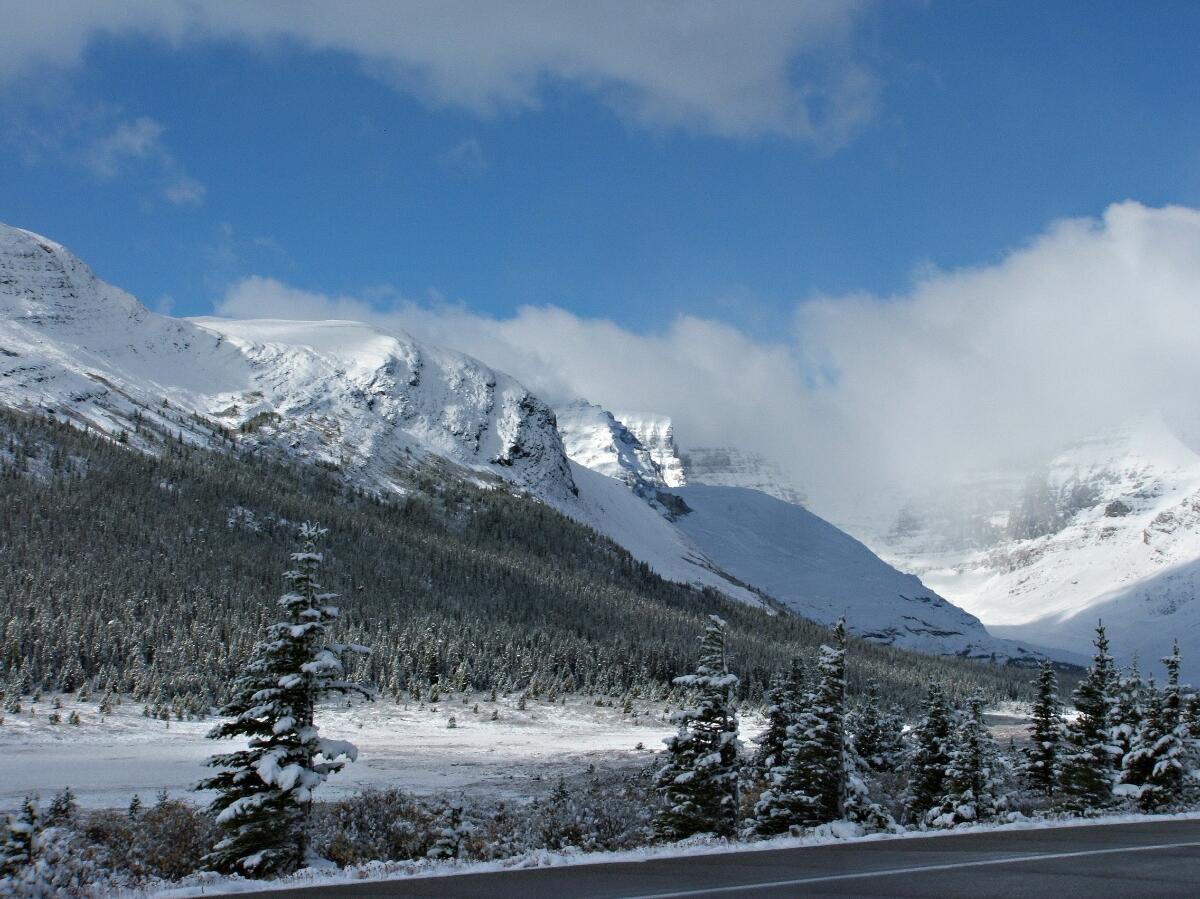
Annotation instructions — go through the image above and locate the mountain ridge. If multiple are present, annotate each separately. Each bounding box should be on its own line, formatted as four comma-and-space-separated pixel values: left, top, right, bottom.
0, 220, 1037, 663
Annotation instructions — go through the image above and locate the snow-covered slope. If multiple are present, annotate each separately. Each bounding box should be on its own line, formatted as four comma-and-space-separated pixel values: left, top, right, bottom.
556, 401, 671, 496
672, 485, 1037, 658
555, 400, 1038, 661
0, 223, 577, 504
861, 416, 1200, 678
0, 222, 755, 604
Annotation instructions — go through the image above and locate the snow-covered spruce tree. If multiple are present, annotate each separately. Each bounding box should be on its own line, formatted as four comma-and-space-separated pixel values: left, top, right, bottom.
752, 658, 804, 778
847, 680, 904, 772
753, 621, 888, 835
427, 804, 473, 860
1023, 661, 1062, 796
1119, 643, 1190, 811
750, 658, 809, 837
1110, 656, 1147, 766
841, 729, 895, 833
903, 682, 954, 824
0, 798, 39, 883
929, 692, 1007, 827
199, 523, 373, 877
654, 615, 741, 841
1058, 623, 1118, 811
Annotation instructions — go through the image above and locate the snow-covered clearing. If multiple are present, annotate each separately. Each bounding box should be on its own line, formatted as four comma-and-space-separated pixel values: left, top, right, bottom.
0, 694, 764, 813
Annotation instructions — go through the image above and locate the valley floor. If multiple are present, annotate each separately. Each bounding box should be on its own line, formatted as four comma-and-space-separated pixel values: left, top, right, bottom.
0, 693, 766, 813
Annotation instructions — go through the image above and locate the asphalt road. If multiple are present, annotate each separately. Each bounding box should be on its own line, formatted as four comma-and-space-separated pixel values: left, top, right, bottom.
235, 818, 1200, 898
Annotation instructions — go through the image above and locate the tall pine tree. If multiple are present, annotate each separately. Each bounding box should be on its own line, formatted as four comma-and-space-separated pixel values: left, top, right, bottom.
655, 615, 741, 840
1024, 661, 1062, 796
1058, 623, 1118, 811
903, 682, 953, 824
930, 692, 1008, 826
753, 621, 888, 834
752, 658, 804, 779
1120, 643, 1189, 811
1110, 656, 1147, 766
847, 680, 905, 772
199, 523, 372, 876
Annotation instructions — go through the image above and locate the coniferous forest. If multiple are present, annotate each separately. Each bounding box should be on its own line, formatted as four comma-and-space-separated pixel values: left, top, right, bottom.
4, 408, 1200, 894
0, 408, 1037, 712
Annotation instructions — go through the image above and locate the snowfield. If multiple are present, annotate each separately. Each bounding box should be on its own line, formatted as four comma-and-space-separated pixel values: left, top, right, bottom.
0, 693, 764, 814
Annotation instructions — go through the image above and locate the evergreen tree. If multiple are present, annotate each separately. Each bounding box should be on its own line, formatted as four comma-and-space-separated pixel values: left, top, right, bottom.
655, 615, 741, 840
427, 804, 472, 860
903, 683, 953, 824
930, 692, 1007, 826
783, 620, 848, 826
1110, 656, 1147, 765
1059, 623, 1118, 811
1024, 661, 1062, 796
1120, 643, 1189, 811
44, 788, 76, 828
752, 658, 803, 777
199, 523, 372, 876
754, 621, 887, 833
0, 798, 39, 881
847, 681, 904, 771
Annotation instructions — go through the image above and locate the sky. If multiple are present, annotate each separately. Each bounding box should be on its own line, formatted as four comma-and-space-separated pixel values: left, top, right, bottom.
3, 1, 1200, 512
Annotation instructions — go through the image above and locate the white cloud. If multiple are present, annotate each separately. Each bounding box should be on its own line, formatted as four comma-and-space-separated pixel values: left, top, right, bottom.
82, 115, 206, 206
1, 85, 207, 206
214, 202, 1200, 519
0, 1, 878, 145
83, 116, 165, 177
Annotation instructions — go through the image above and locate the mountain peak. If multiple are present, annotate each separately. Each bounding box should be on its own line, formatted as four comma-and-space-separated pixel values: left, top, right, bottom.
0, 222, 144, 328
556, 400, 670, 496
612, 411, 687, 488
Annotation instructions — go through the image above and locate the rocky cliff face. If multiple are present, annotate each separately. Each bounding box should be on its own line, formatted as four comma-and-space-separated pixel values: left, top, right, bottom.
555, 401, 670, 494
680, 446, 806, 506
614, 411, 687, 488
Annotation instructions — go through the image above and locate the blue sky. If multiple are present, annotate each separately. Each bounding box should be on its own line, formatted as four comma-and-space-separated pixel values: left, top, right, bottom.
1, 1, 1199, 335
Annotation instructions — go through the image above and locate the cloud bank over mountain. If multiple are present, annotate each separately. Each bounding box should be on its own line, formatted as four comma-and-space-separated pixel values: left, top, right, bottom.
216, 203, 1200, 516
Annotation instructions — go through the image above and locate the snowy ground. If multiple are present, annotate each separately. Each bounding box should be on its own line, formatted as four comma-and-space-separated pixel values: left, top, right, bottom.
0, 693, 765, 813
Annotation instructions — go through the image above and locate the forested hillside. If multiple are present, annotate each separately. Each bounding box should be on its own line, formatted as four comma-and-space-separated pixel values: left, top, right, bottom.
0, 409, 1038, 713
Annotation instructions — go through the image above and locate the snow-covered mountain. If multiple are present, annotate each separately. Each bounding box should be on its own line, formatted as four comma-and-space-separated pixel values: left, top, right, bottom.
613, 412, 687, 488
0, 221, 1036, 662
857, 416, 1200, 678
0, 223, 577, 504
557, 399, 1040, 661
0, 222, 769, 610
556, 401, 672, 497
